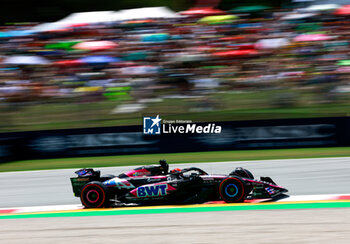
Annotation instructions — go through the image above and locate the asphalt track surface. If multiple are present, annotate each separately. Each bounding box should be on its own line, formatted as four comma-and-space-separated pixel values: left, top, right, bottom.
1, 157, 350, 244
1, 157, 350, 208
1, 209, 349, 243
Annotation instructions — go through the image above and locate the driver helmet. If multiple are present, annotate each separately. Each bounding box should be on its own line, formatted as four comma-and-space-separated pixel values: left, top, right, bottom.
159, 159, 169, 174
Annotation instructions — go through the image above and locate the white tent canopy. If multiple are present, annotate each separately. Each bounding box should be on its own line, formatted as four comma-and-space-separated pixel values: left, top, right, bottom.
114, 7, 182, 21
55, 11, 117, 25
31, 7, 182, 32
31, 22, 67, 32
31, 11, 118, 32
53, 7, 181, 25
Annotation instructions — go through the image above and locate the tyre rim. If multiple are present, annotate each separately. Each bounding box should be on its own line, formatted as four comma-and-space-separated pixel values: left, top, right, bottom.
86, 189, 100, 203
225, 183, 238, 197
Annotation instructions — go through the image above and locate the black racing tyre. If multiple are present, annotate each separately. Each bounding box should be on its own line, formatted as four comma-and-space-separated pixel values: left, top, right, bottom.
219, 177, 246, 203
80, 181, 109, 208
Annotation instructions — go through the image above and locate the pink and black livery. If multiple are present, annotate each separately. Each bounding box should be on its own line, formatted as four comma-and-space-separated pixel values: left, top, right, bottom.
70, 160, 288, 208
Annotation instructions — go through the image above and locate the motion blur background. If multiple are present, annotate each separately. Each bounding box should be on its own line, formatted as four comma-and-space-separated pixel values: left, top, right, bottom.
2, 0, 350, 132
1, 4, 350, 243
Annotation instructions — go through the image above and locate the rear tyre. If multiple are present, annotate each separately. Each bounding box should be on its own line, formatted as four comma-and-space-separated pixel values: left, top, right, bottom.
80, 181, 109, 208
219, 177, 246, 203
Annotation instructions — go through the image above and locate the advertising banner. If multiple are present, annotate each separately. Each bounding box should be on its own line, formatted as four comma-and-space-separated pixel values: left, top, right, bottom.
0, 117, 347, 162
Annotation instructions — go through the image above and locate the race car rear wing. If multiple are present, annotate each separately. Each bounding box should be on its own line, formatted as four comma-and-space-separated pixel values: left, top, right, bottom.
70, 168, 105, 197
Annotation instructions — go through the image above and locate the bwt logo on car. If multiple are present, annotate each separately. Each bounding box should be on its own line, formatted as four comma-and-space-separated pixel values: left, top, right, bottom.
143, 115, 222, 135
137, 184, 168, 197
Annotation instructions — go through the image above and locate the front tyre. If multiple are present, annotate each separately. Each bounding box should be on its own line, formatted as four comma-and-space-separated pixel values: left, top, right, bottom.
219, 177, 246, 203
81, 181, 109, 208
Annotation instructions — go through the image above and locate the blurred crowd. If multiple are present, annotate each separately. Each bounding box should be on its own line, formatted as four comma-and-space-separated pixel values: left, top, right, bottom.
1, 4, 350, 112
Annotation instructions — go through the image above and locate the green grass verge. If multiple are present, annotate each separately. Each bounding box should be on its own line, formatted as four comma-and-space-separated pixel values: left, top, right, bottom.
1, 147, 350, 172
1, 89, 350, 132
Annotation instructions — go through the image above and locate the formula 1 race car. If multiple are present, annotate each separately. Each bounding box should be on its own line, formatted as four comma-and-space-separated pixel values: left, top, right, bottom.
71, 160, 288, 208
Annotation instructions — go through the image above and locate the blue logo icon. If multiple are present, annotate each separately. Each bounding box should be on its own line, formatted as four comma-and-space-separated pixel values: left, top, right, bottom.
143, 115, 162, 135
